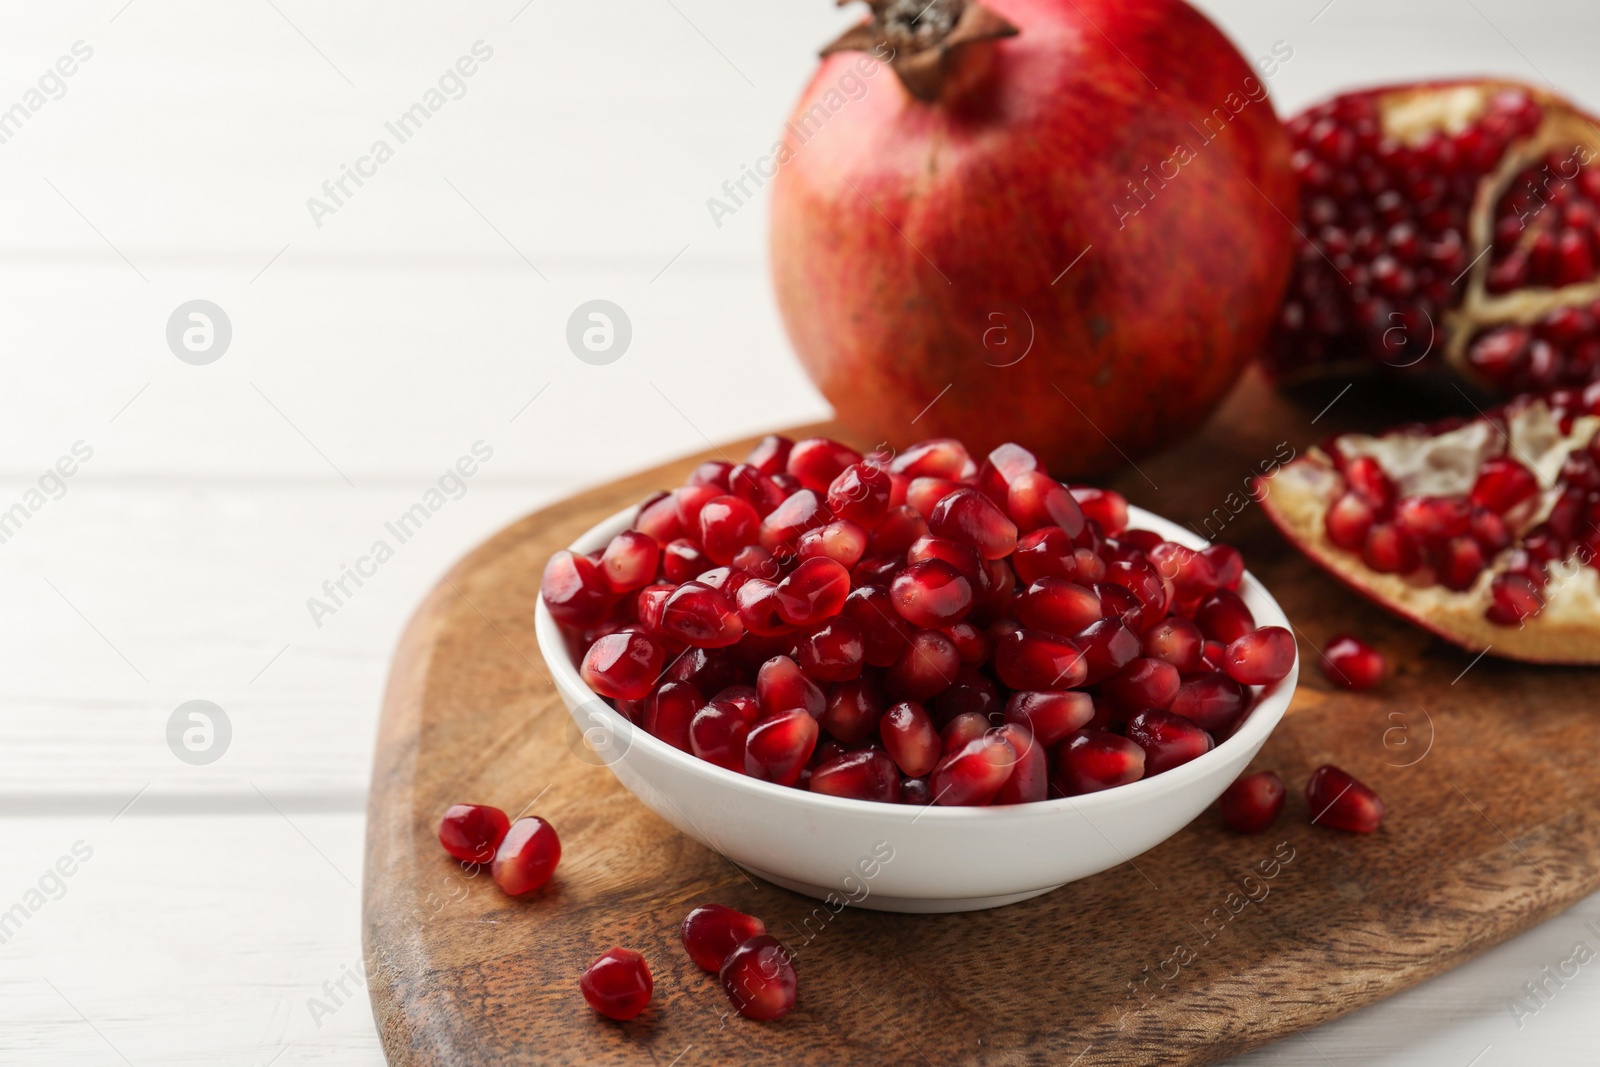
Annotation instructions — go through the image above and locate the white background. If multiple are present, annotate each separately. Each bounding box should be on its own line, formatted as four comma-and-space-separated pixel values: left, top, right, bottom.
1, 0, 1597, 1063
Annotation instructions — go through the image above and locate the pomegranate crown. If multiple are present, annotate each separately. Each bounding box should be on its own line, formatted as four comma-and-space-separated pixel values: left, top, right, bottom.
823, 0, 1018, 102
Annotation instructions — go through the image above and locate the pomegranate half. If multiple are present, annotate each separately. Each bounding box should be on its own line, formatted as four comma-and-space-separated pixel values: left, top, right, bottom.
769, 0, 1296, 477
1258, 384, 1600, 664
1270, 79, 1600, 394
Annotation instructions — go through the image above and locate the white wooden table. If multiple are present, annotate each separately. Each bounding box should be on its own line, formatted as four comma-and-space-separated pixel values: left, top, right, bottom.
2, 1, 1596, 1063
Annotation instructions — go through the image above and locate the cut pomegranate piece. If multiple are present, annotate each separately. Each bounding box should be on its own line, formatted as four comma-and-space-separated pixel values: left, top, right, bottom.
580, 631, 665, 701
744, 709, 819, 785
1218, 770, 1285, 833
879, 700, 941, 777
720, 934, 797, 1021
1306, 764, 1385, 833
1259, 390, 1600, 663
810, 749, 901, 802
438, 803, 510, 864
491, 816, 561, 895
1322, 634, 1387, 690
1271, 80, 1600, 396
1056, 730, 1145, 795
930, 733, 1017, 806
580, 948, 653, 1021
1124, 709, 1214, 776
1223, 626, 1297, 685
681, 904, 767, 973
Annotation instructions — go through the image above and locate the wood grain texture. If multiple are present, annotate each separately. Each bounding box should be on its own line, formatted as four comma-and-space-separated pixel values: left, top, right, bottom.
362, 371, 1600, 1066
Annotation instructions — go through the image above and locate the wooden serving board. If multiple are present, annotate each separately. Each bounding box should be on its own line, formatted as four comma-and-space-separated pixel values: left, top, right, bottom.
362, 371, 1600, 1066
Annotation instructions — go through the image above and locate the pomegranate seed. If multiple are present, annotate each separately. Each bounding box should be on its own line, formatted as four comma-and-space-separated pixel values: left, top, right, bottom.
720, 934, 798, 1021
1102, 657, 1182, 715
1012, 526, 1075, 583
991, 723, 1047, 804
820, 675, 886, 744
1470, 456, 1541, 513
645, 681, 702, 751
906, 477, 966, 519
906, 534, 983, 581
729, 464, 788, 516
826, 462, 892, 527
1105, 557, 1172, 631
879, 700, 941, 777
1056, 730, 1145, 794
1006, 470, 1087, 538
735, 578, 795, 637
681, 904, 767, 973
941, 620, 991, 666
1219, 771, 1286, 833
730, 543, 777, 577
758, 490, 831, 552
932, 669, 1000, 722
1487, 572, 1544, 624
1201, 544, 1245, 590
1325, 491, 1376, 551
1306, 764, 1385, 832
810, 749, 901, 802
1168, 673, 1248, 733
1069, 486, 1129, 533
795, 519, 869, 569
745, 435, 792, 476
743, 709, 818, 785
1194, 589, 1256, 644
579, 948, 653, 1022
1073, 618, 1141, 684
867, 505, 929, 556
787, 438, 862, 492
1142, 616, 1205, 672
492, 816, 561, 895
891, 559, 975, 628
1362, 522, 1421, 574
1224, 626, 1297, 685
842, 585, 914, 666
891, 437, 973, 480
886, 629, 960, 701
1004, 690, 1093, 746
1394, 495, 1472, 543
1148, 541, 1219, 602
975, 442, 1040, 502
1015, 578, 1102, 634
1125, 709, 1214, 775
697, 496, 761, 565
634, 491, 683, 543
662, 538, 711, 584
931, 733, 1017, 805
1344, 455, 1396, 509
599, 531, 660, 592
688, 460, 733, 489
438, 803, 509, 864
940, 710, 989, 751
793, 616, 866, 681
690, 699, 753, 770
542, 550, 614, 627
774, 557, 851, 626
994, 628, 1086, 690
675, 484, 723, 530
581, 631, 665, 700
901, 777, 932, 805
756, 655, 823, 718
929, 488, 1019, 560
659, 582, 744, 648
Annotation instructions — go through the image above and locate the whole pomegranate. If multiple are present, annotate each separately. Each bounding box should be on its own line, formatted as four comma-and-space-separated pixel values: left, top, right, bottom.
769, 0, 1296, 477
1271, 79, 1600, 394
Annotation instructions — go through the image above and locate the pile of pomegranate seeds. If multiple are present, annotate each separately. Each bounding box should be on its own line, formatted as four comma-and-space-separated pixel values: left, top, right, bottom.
437, 804, 563, 897
580, 948, 654, 1021
545, 435, 1297, 805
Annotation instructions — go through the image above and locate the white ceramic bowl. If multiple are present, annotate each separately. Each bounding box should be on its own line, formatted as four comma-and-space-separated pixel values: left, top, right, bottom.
534, 505, 1297, 913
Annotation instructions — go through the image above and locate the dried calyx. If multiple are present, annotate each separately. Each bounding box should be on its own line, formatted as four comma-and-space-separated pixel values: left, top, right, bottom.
822, 0, 1018, 102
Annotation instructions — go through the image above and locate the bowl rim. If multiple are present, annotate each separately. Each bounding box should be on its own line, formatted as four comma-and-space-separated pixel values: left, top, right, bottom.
533, 502, 1297, 822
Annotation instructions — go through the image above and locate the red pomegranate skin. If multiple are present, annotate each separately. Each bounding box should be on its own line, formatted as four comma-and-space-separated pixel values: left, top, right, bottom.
770, 0, 1296, 477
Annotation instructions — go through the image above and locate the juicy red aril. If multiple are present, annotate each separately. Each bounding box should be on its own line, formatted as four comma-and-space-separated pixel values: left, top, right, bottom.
906, 534, 983, 581
729, 464, 788, 516
757, 655, 823, 718
1006, 470, 1087, 538
1306, 764, 1385, 832
820, 675, 886, 744
681, 904, 767, 973
788, 437, 862, 492
688, 460, 733, 489
580, 948, 653, 1022
931, 733, 1017, 806
1344, 456, 1396, 510
906, 477, 965, 519
1224, 626, 1297, 685
1202, 544, 1245, 590
1394, 495, 1472, 543
1362, 522, 1420, 574
1168, 673, 1247, 733
492, 816, 561, 895
994, 628, 1086, 690
774, 556, 851, 626
1125, 709, 1214, 776
879, 700, 940, 777
736, 579, 793, 637
1323, 634, 1386, 690
793, 616, 865, 681
929, 488, 1019, 560
810, 749, 901, 802
1325, 491, 1376, 551
1148, 541, 1219, 602
1012, 526, 1075, 583
1142, 616, 1205, 672
842, 585, 914, 666
1195, 589, 1256, 644
1102, 657, 1181, 716
1218, 771, 1285, 833
891, 437, 974, 480
795, 520, 869, 569
744, 709, 818, 785
438, 803, 510, 864
1015, 578, 1102, 634
1471, 456, 1541, 513
991, 723, 1047, 804
1105, 557, 1171, 630
690, 700, 752, 770
581, 631, 664, 700
886, 629, 960, 701
645, 680, 702, 751
1074, 618, 1141, 684
891, 559, 974, 628
542, 550, 614, 627
659, 582, 744, 648
1004, 690, 1093, 746
698, 496, 761, 565
867, 504, 929, 556
600, 531, 660, 592
635, 491, 683, 543
1069, 486, 1129, 534
720, 934, 798, 1021
932, 668, 1000, 722
675, 484, 722, 530
940, 710, 989, 751
745, 435, 792, 476
1487, 572, 1544, 624
975, 442, 1040, 502
1056, 730, 1145, 794
663, 538, 712, 583
826, 462, 892, 527
758, 489, 831, 552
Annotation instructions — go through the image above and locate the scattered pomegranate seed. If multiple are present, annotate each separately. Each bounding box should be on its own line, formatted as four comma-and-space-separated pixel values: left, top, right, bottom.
1322, 634, 1386, 690
681, 904, 767, 973
491, 816, 561, 895
1218, 771, 1285, 833
438, 803, 510, 864
1306, 764, 1385, 832
720, 934, 798, 1021
580, 948, 653, 1021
